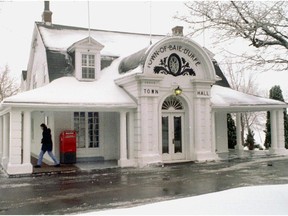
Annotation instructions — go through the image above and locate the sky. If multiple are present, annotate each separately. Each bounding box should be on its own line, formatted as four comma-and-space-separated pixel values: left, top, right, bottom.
82, 184, 288, 215
0, 0, 189, 78
0, 0, 287, 98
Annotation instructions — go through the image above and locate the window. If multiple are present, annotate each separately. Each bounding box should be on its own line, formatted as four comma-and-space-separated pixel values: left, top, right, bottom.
74, 112, 99, 148
81, 54, 95, 79
162, 96, 183, 110
88, 112, 99, 148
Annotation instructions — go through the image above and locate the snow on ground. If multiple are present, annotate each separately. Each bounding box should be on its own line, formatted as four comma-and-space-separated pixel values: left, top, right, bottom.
83, 184, 288, 215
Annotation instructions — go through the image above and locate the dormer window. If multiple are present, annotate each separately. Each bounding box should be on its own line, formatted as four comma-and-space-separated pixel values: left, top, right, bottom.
67, 37, 104, 81
82, 54, 95, 79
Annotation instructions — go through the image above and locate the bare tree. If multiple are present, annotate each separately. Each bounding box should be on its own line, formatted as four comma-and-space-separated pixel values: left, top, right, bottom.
223, 60, 266, 146
0, 65, 20, 101
176, 1, 288, 71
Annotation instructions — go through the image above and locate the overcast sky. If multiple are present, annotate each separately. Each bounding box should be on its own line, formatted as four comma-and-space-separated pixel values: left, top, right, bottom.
0, 1, 287, 98
0, 1, 189, 78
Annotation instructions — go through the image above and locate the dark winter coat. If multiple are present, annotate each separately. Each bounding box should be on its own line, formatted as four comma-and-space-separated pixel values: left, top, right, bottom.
41, 128, 53, 152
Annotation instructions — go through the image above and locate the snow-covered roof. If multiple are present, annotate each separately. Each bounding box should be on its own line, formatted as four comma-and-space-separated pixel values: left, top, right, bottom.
3, 75, 286, 111
37, 22, 164, 57
37, 22, 166, 82
2, 23, 285, 111
2, 58, 136, 110
211, 85, 288, 111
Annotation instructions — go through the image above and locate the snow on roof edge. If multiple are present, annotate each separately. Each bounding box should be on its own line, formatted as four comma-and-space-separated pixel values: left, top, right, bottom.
211, 85, 288, 110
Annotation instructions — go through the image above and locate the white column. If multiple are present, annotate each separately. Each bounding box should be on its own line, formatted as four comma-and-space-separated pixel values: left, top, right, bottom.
6, 110, 32, 175
236, 113, 243, 151
1, 114, 9, 168
0, 116, 3, 159
269, 109, 287, 155
194, 98, 201, 152
270, 110, 277, 151
118, 111, 127, 166
140, 98, 149, 154
23, 111, 32, 164
8, 110, 22, 164
152, 97, 159, 153
214, 112, 228, 153
211, 111, 216, 153
128, 111, 134, 160
276, 110, 285, 150
194, 98, 218, 161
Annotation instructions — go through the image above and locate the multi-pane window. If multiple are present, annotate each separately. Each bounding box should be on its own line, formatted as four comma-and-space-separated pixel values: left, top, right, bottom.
74, 112, 86, 148
81, 54, 95, 79
74, 112, 99, 148
88, 112, 99, 148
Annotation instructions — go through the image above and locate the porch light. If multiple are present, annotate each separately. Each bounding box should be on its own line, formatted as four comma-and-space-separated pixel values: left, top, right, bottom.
174, 86, 182, 96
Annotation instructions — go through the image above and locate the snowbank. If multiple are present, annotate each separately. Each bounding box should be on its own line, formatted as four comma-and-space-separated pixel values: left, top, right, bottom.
83, 184, 288, 215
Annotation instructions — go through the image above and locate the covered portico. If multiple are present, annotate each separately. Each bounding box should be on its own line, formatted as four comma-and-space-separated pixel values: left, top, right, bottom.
212, 85, 288, 157
0, 108, 136, 176
0, 76, 137, 175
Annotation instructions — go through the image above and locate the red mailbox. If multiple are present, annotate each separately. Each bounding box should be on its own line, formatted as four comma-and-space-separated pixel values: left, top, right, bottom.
60, 130, 76, 164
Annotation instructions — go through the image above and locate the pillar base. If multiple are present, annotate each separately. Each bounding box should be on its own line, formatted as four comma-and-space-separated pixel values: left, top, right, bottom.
1, 157, 9, 170
136, 154, 162, 167
194, 151, 219, 162
118, 159, 137, 167
6, 163, 33, 175
269, 148, 288, 156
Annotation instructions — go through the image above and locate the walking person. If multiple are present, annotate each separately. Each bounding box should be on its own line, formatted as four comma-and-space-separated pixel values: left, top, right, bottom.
34, 123, 60, 168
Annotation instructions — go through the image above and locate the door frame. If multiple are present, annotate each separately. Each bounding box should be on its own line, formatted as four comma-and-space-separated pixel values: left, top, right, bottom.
161, 112, 185, 161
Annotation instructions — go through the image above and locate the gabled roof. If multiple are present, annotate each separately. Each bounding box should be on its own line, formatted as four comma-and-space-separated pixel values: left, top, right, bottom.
36, 22, 164, 56
67, 36, 104, 53
35, 22, 164, 82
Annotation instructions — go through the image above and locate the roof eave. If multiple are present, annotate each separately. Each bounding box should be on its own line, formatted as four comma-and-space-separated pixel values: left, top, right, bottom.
2, 101, 137, 111
212, 104, 288, 112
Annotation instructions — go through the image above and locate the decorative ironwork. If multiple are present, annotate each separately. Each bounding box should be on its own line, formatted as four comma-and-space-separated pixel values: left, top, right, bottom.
162, 96, 183, 110
154, 53, 196, 77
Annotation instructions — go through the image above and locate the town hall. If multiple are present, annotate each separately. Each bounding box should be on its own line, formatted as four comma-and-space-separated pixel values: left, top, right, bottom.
0, 2, 287, 175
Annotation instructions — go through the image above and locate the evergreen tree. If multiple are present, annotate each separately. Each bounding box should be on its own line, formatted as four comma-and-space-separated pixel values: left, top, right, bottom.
227, 113, 237, 149
245, 128, 255, 150
264, 85, 288, 149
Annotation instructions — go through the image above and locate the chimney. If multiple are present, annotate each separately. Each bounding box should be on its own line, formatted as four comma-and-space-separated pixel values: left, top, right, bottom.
42, 1, 52, 25
172, 26, 183, 36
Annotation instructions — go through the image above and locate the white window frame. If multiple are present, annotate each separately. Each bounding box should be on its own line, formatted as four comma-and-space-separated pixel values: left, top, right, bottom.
81, 54, 96, 79
73, 112, 100, 149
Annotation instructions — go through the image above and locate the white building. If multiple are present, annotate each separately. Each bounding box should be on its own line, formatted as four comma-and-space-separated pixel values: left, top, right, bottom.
0, 3, 287, 175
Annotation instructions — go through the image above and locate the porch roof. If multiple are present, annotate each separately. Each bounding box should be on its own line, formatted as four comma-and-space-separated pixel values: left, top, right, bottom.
211, 85, 288, 112
1, 59, 137, 110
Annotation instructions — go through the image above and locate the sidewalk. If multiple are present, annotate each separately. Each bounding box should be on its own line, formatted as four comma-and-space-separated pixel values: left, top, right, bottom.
1, 150, 288, 214
20, 149, 284, 177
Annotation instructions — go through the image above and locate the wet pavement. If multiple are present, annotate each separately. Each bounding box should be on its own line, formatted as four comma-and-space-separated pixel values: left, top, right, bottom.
1, 151, 288, 215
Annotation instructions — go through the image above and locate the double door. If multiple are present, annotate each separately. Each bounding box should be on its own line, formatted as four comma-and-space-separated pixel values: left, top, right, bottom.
162, 113, 185, 161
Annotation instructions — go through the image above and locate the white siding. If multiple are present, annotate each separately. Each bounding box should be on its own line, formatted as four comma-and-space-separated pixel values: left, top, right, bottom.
27, 28, 49, 90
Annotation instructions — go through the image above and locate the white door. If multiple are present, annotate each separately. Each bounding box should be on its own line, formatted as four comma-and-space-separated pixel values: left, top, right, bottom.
162, 113, 185, 161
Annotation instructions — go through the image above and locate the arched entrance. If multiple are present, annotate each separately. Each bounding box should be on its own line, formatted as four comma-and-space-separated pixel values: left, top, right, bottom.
161, 95, 186, 161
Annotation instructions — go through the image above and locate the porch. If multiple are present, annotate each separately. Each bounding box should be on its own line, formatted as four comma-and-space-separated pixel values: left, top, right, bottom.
30, 156, 118, 176
0, 109, 135, 176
